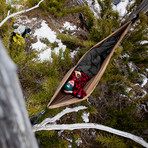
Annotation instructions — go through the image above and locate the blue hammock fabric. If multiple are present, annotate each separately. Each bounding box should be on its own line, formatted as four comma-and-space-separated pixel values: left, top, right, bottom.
113, 0, 121, 5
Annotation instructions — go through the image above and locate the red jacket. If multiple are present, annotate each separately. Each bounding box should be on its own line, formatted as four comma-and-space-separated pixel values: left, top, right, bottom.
68, 71, 91, 98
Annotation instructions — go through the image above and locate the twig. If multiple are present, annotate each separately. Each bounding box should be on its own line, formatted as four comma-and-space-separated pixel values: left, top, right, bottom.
33, 106, 87, 127
0, 0, 44, 27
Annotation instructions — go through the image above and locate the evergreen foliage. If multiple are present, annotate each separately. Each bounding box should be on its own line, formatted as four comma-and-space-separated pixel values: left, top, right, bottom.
96, 133, 127, 148
89, 0, 120, 42
36, 131, 69, 148
0, 0, 147, 147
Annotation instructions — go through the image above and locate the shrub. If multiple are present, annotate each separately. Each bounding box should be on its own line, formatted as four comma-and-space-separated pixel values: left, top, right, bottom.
57, 33, 82, 50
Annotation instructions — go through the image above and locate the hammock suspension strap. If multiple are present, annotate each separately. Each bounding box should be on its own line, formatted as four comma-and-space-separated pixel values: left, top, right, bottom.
30, 107, 47, 126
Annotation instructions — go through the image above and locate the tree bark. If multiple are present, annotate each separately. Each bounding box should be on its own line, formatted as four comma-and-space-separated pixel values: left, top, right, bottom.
0, 40, 38, 148
122, 0, 148, 25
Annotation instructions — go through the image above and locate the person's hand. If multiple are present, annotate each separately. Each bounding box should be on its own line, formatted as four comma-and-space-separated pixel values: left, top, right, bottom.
74, 71, 81, 78
64, 90, 73, 94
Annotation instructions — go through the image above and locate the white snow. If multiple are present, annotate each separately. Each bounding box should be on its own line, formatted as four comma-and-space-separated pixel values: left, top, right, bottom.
139, 74, 148, 88
6, 0, 23, 9
70, 47, 80, 58
14, 16, 38, 27
141, 104, 148, 112
84, 0, 101, 19
112, 0, 135, 17
63, 22, 77, 31
135, 89, 147, 99
38, 48, 52, 62
31, 20, 66, 62
120, 53, 129, 59
75, 138, 82, 146
84, 0, 135, 18
70, 50, 78, 58
82, 112, 90, 123
126, 87, 132, 93
33, 20, 57, 43
127, 62, 135, 72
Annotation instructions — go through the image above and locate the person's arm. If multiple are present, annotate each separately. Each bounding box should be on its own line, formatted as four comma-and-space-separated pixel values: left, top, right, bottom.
64, 90, 73, 94
74, 70, 81, 78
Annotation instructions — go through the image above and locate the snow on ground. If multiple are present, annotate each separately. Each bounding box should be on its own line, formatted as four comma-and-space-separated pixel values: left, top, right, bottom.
63, 22, 77, 31
31, 21, 83, 61
14, 16, 38, 27
112, 0, 135, 17
120, 53, 130, 59
84, 0, 101, 19
15, 16, 82, 62
139, 74, 148, 88
127, 62, 135, 72
75, 138, 82, 147
82, 112, 90, 123
31, 20, 66, 62
84, 0, 135, 18
126, 87, 132, 93
6, 0, 23, 9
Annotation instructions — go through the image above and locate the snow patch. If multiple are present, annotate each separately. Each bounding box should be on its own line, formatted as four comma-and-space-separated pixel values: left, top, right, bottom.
63, 22, 77, 31
70, 47, 80, 58
126, 87, 132, 93
32, 20, 66, 62
75, 138, 82, 146
136, 90, 147, 99
82, 112, 90, 123
58, 130, 64, 136
120, 53, 129, 59
14, 16, 38, 28
112, 0, 135, 16
84, 0, 101, 19
139, 74, 148, 88
127, 62, 135, 72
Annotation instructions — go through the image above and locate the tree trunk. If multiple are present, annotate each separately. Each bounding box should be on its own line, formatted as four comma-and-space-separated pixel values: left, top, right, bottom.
0, 40, 38, 148
122, 0, 148, 25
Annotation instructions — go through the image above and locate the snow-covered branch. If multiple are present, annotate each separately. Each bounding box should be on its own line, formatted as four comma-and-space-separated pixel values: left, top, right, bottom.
0, 0, 44, 27
33, 123, 148, 148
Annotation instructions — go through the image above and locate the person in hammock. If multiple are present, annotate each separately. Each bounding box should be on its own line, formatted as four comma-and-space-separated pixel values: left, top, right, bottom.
63, 70, 91, 99
63, 36, 119, 99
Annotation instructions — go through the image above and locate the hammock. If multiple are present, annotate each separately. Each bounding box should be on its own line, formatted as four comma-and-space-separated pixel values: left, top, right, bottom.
47, 21, 132, 109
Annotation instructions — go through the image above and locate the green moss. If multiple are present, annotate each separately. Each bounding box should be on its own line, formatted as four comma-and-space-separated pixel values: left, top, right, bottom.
25, 0, 39, 7
57, 33, 82, 50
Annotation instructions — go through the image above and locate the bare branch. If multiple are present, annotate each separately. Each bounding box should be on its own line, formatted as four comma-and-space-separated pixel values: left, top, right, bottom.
0, 0, 44, 27
33, 123, 148, 148
32, 105, 148, 147
33, 106, 87, 127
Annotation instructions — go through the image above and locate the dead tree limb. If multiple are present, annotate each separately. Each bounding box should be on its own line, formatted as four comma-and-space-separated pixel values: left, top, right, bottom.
0, 0, 44, 27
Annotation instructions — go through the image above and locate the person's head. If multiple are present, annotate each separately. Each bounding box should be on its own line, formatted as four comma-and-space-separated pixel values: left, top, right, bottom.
63, 80, 74, 91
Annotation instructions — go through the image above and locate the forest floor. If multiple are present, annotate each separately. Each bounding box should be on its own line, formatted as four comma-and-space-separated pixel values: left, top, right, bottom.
12, 1, 148, 147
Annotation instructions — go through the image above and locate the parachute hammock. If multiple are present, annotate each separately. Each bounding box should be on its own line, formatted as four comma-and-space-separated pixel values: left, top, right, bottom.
47, 21, 132, 109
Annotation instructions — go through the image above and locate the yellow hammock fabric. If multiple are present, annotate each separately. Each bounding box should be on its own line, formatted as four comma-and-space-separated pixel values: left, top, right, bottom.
47, 21, 132, 109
